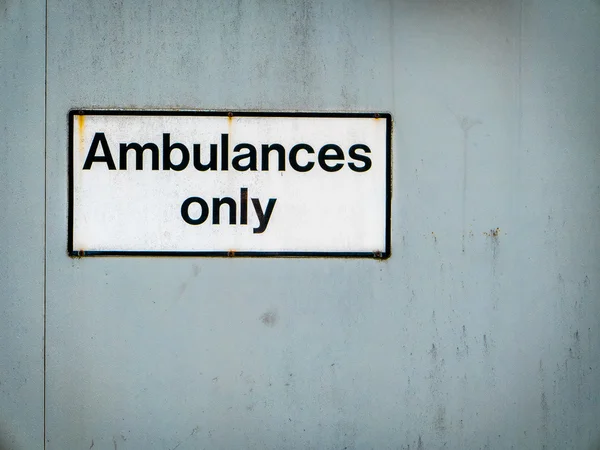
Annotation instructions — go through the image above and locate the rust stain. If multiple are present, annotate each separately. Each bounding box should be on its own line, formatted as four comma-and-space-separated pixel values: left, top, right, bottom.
484, 227, 501, 237
227, 250, 236, 257
227, 112, 233, 139
78, 114, 85, 154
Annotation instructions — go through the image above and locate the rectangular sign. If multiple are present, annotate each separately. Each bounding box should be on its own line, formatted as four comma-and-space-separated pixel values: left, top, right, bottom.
69, 110, 391, 257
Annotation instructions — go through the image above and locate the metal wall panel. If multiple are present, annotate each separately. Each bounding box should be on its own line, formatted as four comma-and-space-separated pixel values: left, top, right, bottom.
43, 1, 599, 449
393, 1, 600, 448
0, 1, 45, 449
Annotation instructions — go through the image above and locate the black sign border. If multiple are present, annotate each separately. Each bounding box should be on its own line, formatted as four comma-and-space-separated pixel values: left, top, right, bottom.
68, 109, 392, 259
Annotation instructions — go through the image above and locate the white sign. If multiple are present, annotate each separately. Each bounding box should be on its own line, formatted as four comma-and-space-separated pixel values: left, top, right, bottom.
69, 111, 391, 257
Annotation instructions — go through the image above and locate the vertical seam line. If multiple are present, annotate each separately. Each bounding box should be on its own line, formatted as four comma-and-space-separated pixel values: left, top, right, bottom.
43, 0, 48, 448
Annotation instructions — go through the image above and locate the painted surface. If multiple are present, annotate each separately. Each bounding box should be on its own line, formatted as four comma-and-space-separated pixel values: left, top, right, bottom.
1, 0, 599, 448
0, 1, 45, 449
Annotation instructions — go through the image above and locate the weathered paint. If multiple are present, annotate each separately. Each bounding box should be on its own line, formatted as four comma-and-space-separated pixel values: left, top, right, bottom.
77, 114, 85, 154
1, 0, 599, 449
0, 1, 45, 449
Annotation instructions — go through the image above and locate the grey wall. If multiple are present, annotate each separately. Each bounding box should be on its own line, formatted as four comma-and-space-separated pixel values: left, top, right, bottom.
1, 0, 599, 448
0, 1, 45, 449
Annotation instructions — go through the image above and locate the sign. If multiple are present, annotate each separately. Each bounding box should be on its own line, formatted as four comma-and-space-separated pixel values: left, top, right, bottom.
69, 110, 392, 257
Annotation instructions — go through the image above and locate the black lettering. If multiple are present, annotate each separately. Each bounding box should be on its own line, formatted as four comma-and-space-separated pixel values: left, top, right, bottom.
82, 132, 116, 170
240, 187, 248, 225
193, 144, 218, 171
181, 197, 209, 225
232, 143, 257, 171
119, 142, 159, 170
163, 134, 189, 171
348, 144, 372, 172
318, 144, 344, 172
213, 197, 236, 225
289, 144, 315, 172
221, 134, 229, 171
251, 198, 277, 234
261, 143, 285, 171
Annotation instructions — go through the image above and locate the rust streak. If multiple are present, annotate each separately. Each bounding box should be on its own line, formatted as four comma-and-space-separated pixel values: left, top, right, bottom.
78, 114, 85, 154
484, 227, 501, 238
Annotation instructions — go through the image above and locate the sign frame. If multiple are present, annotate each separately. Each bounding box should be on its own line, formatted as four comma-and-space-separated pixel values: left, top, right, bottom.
68, 109, 392, 259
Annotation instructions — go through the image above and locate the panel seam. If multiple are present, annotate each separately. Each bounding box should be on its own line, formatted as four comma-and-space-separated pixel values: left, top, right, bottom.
43, 0, 48, 448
